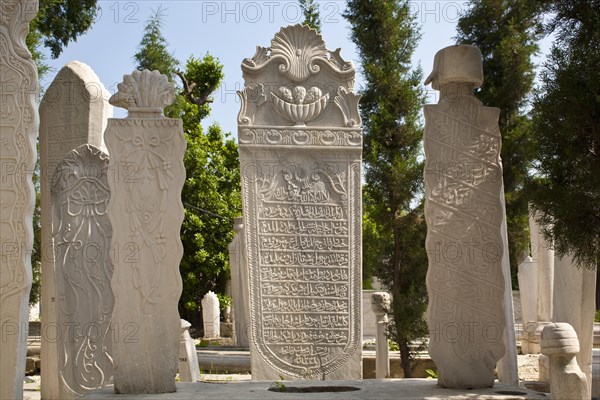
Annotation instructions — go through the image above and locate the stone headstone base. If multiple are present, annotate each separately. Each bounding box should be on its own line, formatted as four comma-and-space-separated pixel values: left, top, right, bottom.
84, 380, 545, 399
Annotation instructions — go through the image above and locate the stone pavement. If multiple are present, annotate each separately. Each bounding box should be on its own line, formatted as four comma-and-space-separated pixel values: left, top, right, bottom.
84, 379, 544, 399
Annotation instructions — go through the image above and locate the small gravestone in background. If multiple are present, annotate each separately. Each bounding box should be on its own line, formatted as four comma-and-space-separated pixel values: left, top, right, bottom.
202, 291, 220, 339
51, 144, 113, 398
39, 60, 112, 399
178, 319, 200, 382
0, 1, 38, 398
423, 45, 513, 388
106, 70, 186, 394
370, 292, 391, 379
237, 24, 363, 380
228, 216, 250, 347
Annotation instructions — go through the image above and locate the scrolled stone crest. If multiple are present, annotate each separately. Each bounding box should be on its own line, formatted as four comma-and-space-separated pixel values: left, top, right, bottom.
109, 69, 175, 117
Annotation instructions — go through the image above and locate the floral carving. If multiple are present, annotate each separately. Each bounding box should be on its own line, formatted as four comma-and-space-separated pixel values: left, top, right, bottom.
334, 87, 362, 127
109, 69, 175, 113
51, 144, 113, 396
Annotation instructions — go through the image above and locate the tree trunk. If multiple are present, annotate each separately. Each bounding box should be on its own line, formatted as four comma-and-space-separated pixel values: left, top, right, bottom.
399, 339, 412, 378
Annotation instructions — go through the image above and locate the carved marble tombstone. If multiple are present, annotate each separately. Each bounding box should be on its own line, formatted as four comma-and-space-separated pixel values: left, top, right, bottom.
106, 70, 185, 394
228, 216, 250, 347
202, 291, 220, 339
518, 255, 541, 353
529, 211, 554, 323
0, 1, 38, 399
51, 144, 113, 398
40, 60, 112, 399
237, 24, 363, 380
424, 45, 513, 388
178, 319, 201, 382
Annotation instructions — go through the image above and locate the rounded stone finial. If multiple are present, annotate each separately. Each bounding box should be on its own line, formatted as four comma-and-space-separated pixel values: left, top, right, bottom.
541, 323, 580, 355
233, 217, 244, 233
109, 70, 175, 116
371, 292, 391, 314
424, 45, 483, 90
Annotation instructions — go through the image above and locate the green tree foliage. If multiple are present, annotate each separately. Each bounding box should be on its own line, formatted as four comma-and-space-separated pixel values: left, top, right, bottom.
32, 0, 99, 59
299, 0, 321, 32
133, 7, 178, 80
526, 0, 600, 269
455, 0, 543, 285
345, 0, 427, 377
133, 10, 241, 326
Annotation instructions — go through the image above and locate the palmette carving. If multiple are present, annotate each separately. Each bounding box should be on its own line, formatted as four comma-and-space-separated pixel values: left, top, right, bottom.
109, 70, 175, 112
0, 1, 38, 399
52, 145, 113, 398
238, 25, 362, 380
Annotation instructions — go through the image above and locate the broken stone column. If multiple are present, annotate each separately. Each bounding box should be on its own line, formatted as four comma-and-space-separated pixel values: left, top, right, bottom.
0, 2, 38, 399
202, 291, 220, 339
371, 292, 391, 379
228, 216, 250, 347
178, 320, 200, 382
51, 144, 113, 398
106, 70, 185, 394
553, 253, 596, 397
238, 24, 363, 380
424, 45, 515, 388
541, 322, 589, 400
40, 60, 113, 399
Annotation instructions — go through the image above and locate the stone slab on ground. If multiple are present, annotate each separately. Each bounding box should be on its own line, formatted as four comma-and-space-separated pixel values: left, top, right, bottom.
84, 379, 545, 399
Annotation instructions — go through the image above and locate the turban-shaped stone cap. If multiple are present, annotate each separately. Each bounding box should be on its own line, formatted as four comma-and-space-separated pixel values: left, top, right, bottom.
541, 322, 580, 356
425, 45, 484, 90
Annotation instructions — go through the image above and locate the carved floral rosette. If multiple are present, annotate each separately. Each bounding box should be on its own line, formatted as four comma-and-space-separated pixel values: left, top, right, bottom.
51, 144, 113, 398
0, 1, 39, 398
238, 25, 363, 380
424, 88, 506, 387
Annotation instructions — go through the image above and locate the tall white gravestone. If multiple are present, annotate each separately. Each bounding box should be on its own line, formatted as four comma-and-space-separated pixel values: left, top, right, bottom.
201, 291, 220, 339
238, 25, 363, 380
106, 70, 186, 394
228, 216, 250, 346
51, 144, 113, 398
40, 60, 112, 399
0, 1, 38, 399
424, 45, 510, 388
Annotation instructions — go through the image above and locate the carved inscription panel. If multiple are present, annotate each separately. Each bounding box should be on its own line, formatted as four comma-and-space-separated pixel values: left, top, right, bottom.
241, 149, 361, 379
424, 92, 506, 387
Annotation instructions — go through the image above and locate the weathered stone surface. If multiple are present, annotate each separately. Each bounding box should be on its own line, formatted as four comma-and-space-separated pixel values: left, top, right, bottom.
178, 319, 200, 382
541, 323, 588, 400
0, 2, 38, 399
424, 45, 509, 388
228, 217, 250, 347
106, 70, 185, 394
238, 24, 362, 380
518, 256, 542, 354
40, 60, 112, 399
529, 211, 554, 322
553, 253, 596, 397
51, 144, 113, 398
370, 292, 390, 379
202, 291, 220, 339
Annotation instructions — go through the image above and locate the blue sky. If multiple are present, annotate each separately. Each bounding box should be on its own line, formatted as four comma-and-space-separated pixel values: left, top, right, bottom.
39, 1, 551, 136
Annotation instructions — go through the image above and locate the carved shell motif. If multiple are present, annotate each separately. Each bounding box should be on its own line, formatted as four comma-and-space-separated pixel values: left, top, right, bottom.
109, 70, 175, 112
271, 24, 327, 82
271, 85, 329, 126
